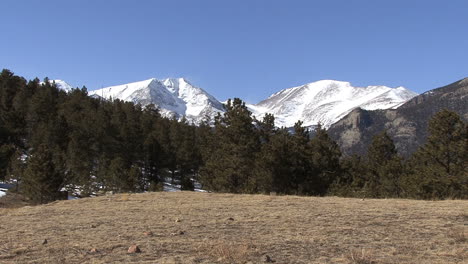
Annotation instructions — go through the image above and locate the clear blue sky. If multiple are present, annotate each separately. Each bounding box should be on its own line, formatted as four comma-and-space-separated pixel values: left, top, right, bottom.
1, 0, 467, 103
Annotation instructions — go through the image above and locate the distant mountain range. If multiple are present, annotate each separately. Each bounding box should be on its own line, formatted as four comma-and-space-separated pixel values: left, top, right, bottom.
47, 77, 468, 156
328, 78, 468, 156
53, 78, 417, 127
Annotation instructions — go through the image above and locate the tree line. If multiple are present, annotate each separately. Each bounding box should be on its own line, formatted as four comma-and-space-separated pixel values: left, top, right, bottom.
0, 69, 466, 203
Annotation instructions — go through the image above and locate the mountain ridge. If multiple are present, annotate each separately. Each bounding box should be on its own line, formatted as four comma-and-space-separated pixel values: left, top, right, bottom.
88, 78, 224, 124
249, 80, 417, 128
49, 78, 418, 128
327, 77, 468, 156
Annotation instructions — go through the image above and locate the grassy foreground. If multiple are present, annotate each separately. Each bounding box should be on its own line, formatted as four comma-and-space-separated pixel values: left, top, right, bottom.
0, 192, 466, 264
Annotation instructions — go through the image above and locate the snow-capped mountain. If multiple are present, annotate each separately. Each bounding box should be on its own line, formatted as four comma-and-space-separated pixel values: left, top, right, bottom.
248, 80, 417, 128
88, 78, 224, 124
48, 77, 417, 129
43, 80, 75, 92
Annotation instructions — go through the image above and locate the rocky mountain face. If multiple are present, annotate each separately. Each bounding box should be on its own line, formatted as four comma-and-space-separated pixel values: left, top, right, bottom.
327, 78, 468, 156
248, 80, 417, 128
88, 78, 225, 125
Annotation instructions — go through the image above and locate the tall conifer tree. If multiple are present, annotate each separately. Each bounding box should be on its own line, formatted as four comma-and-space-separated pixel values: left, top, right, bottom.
404, 110, 467, 199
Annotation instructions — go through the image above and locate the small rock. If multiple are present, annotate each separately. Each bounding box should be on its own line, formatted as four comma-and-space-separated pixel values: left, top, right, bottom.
227, 217, 234, 221
42, 239, 48, 245
175, 218, 181, 223
89, 248, 98, 253
170, 231, 185, 236
127, 245, 141, 253
261, 254, 274, 263
91, 224, 97, 228
143, 231, 153, 236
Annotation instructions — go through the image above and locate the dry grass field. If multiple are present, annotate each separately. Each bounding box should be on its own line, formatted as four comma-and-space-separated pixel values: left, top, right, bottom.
0, 192, 466, 264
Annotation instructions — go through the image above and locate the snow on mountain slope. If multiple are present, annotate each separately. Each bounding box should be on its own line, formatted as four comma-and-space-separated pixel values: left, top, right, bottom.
42, 80, 75, 92
250, 80, 417, 128
89, 78, 224, 124
48, 77, 416, 129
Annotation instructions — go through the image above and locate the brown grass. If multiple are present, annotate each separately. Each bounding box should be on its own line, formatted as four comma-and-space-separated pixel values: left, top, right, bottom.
0, 192, 467, 263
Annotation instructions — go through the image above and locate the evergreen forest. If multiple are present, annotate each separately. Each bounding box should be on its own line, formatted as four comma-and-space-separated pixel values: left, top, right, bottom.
0, 69, 466, 203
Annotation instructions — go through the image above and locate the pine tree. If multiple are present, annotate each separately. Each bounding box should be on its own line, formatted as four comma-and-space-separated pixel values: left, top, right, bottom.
330, 154, 367, 197
106, 157, 137, 193
0, 70, 28, 179
307, 124, 342, 195
255, 128, 297, 194
22, 145, 64, 203
256, 113, 276, 143
0, 125, 13, 181
140, 104, 163, 187
365, 131, 403, 197
404, 110, 467, 199
290, 121, 312, 194
200, 98, 260, 193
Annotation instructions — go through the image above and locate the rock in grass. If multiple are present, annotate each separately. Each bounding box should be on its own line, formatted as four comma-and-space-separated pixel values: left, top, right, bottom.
42, 239, 48, 245
170, 230, 185, 236
127, 245, 141, 253
143, 231, 153, 236
261, 254, 274, 263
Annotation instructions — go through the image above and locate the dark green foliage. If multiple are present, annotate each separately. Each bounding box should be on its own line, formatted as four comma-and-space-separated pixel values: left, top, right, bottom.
256, 113, 276, 143
200, 98, 260, 193
329, 155, 367, 197
105, 157, 134, 192
403, 110, 467, 199
255, 128, 294, 194
364, 131, 403, 197
307, 124, 342, 195
22, 145, 64, 203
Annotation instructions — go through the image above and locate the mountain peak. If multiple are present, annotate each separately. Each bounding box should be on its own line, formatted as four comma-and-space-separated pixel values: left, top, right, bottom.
42, 79, 74, 92
84, 77, 418, 128
306, 79, 351, 87
89, 78, 224, 124
252, 80, 417, 128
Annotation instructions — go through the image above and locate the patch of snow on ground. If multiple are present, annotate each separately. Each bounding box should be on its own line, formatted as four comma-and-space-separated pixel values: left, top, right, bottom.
162, 177, 207, 192
0, 182, 14, 197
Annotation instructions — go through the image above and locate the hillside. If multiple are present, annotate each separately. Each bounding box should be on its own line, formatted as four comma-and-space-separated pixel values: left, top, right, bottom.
328, 78, 468, 156
1, 192, 466, 264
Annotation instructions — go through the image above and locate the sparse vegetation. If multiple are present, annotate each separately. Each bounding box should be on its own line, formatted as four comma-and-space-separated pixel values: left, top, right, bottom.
346, 249, 376, 264
199, 240, 258, 263
0, 192, 467, 263
447, 227, 467, 244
